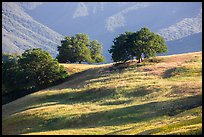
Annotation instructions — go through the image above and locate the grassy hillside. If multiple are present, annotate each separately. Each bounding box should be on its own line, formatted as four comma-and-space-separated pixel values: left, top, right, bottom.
2, 52, 202, 135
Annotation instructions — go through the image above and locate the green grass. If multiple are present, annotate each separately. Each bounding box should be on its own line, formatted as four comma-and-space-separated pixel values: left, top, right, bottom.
2, 52, 202, 135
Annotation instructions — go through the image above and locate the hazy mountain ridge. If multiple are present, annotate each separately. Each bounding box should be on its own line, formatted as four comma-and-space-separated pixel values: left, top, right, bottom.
105, 2, 150, 32
27, 2, 201, 40
73, 2, 89, 18
164, 32, 202, 55
18, 2, 43, 10
2, 2, 64, 57
158, 8, 202, 41
2, 2, 202, 62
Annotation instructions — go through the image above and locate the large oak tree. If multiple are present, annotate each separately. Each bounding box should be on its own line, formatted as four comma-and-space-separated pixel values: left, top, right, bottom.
57, 33, 105, 63
109, 27, 168, 63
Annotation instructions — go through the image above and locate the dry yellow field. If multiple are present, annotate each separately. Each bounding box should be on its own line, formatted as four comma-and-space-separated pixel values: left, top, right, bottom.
2, 52, 202, 135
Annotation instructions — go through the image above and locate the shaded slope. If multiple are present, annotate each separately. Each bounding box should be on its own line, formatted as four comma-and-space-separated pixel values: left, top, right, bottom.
162, 32, 202, 56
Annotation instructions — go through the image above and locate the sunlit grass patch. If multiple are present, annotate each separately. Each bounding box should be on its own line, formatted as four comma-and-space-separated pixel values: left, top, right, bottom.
152, 117, 202, 135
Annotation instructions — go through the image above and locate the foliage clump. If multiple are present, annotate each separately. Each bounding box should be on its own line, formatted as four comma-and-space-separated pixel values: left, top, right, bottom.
57, 33, 105, 63
109, 27, 168, 63
2, 48, 68, 104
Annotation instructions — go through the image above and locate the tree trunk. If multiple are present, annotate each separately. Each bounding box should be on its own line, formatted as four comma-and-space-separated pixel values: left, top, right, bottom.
138, 58, 142, 63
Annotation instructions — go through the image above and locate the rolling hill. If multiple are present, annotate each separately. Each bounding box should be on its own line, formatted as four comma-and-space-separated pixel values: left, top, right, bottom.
2, 52, 202, 135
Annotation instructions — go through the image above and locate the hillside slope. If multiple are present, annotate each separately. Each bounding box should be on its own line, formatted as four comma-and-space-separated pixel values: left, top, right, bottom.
2, 2, 63, 57
2, 52, 202, 135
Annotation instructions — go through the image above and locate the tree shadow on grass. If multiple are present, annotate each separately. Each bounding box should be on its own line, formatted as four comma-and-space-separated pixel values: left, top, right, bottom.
107, 61, 145, 74
40, 87, 117, 105
38, 84, 162, 106
100, 100, 132, 105
48, 67, 105, 90
123, 85, 161, 98
22, 95, 202, 134
162, 67, 177, 78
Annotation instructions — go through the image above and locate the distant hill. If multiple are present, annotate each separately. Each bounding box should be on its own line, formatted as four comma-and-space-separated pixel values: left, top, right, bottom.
159, 32, 202, 56
23, 2, 203, 62
27, 2, 201, 36
2, 2, 63, 57
2, 52, 202, 135
2, 2, 202, 62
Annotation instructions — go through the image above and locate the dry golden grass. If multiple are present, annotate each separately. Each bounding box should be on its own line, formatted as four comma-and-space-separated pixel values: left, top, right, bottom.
61, 63, 112, 75
2, 52, 202, 135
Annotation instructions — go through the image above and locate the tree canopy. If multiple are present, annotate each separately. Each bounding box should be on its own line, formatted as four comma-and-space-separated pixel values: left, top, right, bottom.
57, 33, 105, 63
89, 40, 106, 63
2, 48, 68, 104
109, 27, 168, 63
2, 52, 19, 63
18, 48, 68, 88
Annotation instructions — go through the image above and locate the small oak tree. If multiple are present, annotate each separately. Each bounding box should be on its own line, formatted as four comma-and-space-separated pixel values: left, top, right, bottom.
89, 40, 105, 63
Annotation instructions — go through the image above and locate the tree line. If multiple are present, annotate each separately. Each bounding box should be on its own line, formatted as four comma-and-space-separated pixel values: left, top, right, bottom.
2, 27, 168, 104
